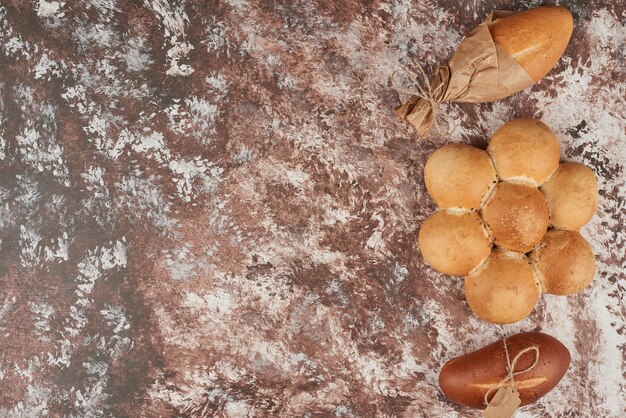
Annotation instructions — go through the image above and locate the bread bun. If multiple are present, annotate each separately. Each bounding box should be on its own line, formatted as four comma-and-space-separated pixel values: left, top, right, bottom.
489, 6, 574, 81
488, 118, 560, 186
481, 182, 549, 253
439, 332, 570, 408
530, 229, 596, 295
540, 162, 598, 230
418, 211, 491, 276
424, 144, 497, 210
465, 249, 541, 324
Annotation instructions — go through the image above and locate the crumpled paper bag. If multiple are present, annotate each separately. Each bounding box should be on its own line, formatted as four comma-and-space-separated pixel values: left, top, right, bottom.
395, 11, 535, 137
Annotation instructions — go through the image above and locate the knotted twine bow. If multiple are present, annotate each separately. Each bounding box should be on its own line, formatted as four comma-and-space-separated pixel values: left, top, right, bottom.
391, 60, 457, 137
484, 338, 540, 408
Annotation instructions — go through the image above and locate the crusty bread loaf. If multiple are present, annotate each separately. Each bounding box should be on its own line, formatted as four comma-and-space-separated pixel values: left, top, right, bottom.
418, 211, 491, 276
464, 249, 541, 324
396, 6, 574, 136
489, 6, 574, 81
439, 332, 571, 408
540, 162, 598, 230
424, 144, 497, 210
481, 182, 549, 253
488, 118, 560, 186
530, 229, 596, 295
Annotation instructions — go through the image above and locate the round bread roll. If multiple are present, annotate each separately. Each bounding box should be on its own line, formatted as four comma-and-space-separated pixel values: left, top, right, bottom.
424, 144, 497, 210
540, 162, 598, 230
418, 211, 491, 276
481, 182, 549, 253
487, 118, 560, 186
530, 229, 596, 295
465, 249, 541, 324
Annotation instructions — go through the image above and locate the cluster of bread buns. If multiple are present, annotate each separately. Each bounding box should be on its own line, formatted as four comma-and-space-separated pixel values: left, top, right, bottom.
418, 118, 598, 324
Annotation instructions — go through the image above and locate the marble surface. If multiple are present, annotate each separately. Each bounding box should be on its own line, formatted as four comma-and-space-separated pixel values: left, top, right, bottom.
0, 0, 624, 416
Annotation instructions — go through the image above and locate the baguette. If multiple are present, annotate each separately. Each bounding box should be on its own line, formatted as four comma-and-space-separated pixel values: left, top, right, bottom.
395, 6, 574, 137
490, 6, 574, 81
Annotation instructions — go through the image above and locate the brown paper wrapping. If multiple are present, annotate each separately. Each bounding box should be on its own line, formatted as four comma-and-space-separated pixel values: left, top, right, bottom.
395, 11, 535, 137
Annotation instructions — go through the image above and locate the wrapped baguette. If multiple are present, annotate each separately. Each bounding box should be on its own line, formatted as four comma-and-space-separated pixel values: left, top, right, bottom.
396, 6, 573, 137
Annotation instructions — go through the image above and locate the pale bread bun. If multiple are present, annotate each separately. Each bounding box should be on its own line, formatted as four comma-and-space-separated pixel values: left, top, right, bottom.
488, 118, 560, 186
540, 162, 598, 230
465, 249, 541, 324
530, 229, 596, 295
418, 211, 491, 276
481, 182, 549, 253
424, 144, 497, 210
490, 6, 574, 81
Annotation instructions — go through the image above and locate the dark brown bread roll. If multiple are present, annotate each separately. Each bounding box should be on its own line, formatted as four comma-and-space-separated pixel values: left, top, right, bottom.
439, 332, 570, 409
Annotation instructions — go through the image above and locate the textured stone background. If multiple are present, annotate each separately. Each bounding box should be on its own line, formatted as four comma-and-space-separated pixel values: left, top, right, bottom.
0, 0, 624, 417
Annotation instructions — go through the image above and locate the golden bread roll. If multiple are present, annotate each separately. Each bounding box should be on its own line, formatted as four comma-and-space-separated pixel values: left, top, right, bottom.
464, 249, 541, 324
530, 229, 596, 295
488, 118, 560, 186
418, 211, 491, 276
424, 144, 497, 210
481, 182, 549, 253
489, 6, 574, 81
540, 162, 598, 230
439, 332, 570, 408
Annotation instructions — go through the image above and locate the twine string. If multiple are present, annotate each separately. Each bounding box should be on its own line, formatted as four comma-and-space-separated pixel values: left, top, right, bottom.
391, 59, 456, 134
483, 338, 540, 408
